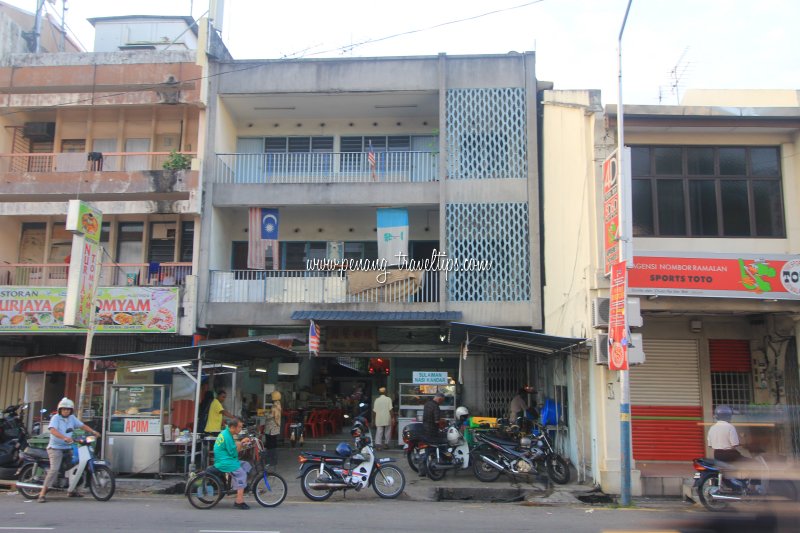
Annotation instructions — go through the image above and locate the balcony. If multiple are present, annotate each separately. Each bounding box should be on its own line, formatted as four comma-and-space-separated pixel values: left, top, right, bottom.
0, 263, 192, 288
0, 152, 198, 202
214, 151, 438, 184
208, 269, 440, 304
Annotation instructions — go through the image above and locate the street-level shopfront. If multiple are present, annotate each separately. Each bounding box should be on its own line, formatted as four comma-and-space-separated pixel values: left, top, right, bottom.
628, 252, 800, 463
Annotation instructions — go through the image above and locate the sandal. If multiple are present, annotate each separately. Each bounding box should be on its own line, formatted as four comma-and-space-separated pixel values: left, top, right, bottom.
68, 492, 84, 498
37, 496, 47, 503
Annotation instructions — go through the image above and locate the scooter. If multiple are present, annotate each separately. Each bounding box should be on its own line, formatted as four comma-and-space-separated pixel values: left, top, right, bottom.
408, 422, 472, 481
297, 414, 405, 501
0, 404, 30, 479
16, 431, 115, 501
692, 456, 797, 512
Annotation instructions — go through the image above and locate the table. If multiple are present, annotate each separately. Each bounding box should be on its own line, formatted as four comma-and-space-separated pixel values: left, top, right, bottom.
159, 441, 200, 476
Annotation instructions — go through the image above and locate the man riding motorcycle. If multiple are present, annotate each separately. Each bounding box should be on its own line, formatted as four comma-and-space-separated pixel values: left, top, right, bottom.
37, 397, 100, 503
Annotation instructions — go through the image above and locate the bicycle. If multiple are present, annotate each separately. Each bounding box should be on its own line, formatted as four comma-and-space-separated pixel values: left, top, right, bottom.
186, 432, 287, 509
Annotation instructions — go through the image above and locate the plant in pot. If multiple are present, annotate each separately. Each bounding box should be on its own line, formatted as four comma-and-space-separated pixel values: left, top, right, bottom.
162, 150, 192, 171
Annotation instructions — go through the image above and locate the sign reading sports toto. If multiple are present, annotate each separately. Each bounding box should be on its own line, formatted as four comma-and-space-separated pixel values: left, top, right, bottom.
628, 254, 800, 300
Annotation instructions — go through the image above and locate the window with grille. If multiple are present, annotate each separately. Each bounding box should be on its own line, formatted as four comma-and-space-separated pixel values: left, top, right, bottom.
709, 339, 753, 409
631, 146, 784, 237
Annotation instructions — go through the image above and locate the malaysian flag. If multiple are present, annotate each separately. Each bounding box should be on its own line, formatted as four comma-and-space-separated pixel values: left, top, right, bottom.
308, 320, 320, 356
367, 141, 376, 180
247, 207, 267, 269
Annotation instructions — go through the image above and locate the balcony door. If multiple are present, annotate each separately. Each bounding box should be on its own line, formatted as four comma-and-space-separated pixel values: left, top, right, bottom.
236, 138, 263, 183
124, 138, 150, 171
116, 222, 143, 285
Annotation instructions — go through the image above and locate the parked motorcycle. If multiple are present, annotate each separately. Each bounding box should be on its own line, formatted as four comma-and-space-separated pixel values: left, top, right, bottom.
472, 426, 570, 484
402, 407, 472, 480
297, 415, 405, 501
0, 404, 30, 479
288, 408, 305, 448
693, 456, 798, 511
16, 431, 115, 501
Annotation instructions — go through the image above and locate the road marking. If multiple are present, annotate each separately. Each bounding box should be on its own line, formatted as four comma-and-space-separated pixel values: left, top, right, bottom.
198, 530, 280, 533
0, 528, 55, 531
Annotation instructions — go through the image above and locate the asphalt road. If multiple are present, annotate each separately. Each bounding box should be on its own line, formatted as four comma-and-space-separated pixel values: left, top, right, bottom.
0, 492, 700, 533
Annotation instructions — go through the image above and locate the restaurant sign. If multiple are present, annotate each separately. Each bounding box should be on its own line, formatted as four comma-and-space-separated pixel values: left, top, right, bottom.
412, 371, 448, 385
0, 286, 178, 333
628, 253, 800, 300
123, 418, 161, 435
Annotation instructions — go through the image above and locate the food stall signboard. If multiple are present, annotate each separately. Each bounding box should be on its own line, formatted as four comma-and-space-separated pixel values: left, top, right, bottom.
66, 199, 103, 244
123, 418, 161, 435
0, 287, 178, 333
64, 235, 101, 328
412, 371, 448, 385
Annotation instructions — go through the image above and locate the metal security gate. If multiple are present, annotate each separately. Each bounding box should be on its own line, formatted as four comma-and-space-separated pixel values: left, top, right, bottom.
785, 338, 800, 457
631, 339, 705, 461
484, 353, 527, 418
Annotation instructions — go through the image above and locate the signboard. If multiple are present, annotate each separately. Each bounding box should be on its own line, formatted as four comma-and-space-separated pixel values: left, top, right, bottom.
66, 199, 103, 244
608, 261, 629, 371
412, 371, 448, 385
602, 149, 632, 276
64, 235, 101, 328
628, 253, 800, 300
123, 418, 161, 435
0, 287, 179, 333
377, 208, 408, 266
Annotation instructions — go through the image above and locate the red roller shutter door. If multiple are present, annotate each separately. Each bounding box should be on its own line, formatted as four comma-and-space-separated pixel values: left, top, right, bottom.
631, 339, 705, 461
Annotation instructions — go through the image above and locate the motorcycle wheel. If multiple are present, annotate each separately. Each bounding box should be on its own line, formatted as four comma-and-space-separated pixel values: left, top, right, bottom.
473, 451, 502, 482
17, 464, 41, 500
697, 473, 729, 512
425, 454, 446, 481
406, 447, 420, 473
300, 467, 334, 502
252, 472, 287, 507
88, 464, 115, 501
546, 455, 570, 484
186, 473, 223, 509
372, 465, 406, 499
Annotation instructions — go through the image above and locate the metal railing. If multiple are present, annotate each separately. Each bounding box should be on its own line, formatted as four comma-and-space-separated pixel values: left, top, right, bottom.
0, 152, 196, 173
209, 269, 440, 303
0, 263, 192, 287
215, 151, 438, 184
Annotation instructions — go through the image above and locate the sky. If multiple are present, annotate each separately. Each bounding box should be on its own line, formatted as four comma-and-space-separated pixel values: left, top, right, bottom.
5, 0, 800, 105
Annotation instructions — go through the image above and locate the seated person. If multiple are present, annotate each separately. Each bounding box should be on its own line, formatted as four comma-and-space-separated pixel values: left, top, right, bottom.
213, 417, 252, 510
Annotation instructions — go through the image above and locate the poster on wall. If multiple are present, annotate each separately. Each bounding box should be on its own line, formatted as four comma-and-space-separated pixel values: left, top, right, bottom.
628, 253, 800, 300
0, 287, 178, 333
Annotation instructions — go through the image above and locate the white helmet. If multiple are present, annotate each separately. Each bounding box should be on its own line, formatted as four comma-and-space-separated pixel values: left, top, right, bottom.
455, 406, 469, 420
57, 397, 75, 410
446, 426, 462, 446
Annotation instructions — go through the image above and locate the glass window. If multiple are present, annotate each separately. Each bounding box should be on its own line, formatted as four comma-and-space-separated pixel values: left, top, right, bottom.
632, 179, 654, 236
752, 180, 784, 237
631, 147, 650, 176
687, 147, 714, 175
689, 180, 718, 236
750, 147, 779, 176
654, 147, 682, 175
719, 147, 746, 175
656, 180, 686, 235
720, 180, 750, 236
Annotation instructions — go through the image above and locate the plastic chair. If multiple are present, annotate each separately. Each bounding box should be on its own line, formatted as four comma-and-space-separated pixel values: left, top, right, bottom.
322, 409, 339, 435
282, 410, 297, 438
304, 410, 321, 438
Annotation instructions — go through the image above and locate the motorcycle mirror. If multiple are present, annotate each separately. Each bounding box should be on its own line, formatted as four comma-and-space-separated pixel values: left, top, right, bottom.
40, 409, 47, 414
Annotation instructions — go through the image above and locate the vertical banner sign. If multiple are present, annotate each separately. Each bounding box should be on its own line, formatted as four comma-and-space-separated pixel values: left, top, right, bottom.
608, 260, 629, 371
64, 235, 101, 328
66, 200, 103, 244
377, 208, 408, 266
603, 150, 620, 277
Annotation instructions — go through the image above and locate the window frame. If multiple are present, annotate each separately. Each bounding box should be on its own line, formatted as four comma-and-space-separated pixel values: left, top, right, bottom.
631, 145, 785, 238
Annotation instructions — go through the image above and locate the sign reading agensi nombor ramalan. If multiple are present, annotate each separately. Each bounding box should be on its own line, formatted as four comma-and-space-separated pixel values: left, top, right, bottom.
0, 287, 178, 333
628, 253, 800, 300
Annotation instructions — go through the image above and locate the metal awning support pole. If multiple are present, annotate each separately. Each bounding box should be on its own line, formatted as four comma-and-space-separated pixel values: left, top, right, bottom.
189, 347, 203, 473
101, 369, 109, 460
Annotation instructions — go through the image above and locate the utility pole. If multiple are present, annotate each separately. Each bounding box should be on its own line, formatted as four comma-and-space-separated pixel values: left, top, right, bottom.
617, 0, 634, 508
31, 0, 45, 52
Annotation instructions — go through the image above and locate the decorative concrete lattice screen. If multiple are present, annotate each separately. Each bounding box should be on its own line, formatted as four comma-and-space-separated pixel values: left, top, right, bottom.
446, 202, 530, 301
445, 88, 527, 180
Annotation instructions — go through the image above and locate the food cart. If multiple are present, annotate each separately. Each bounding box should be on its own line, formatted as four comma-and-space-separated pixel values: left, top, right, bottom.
397, 371, 455, 445
105, 384, 169, 474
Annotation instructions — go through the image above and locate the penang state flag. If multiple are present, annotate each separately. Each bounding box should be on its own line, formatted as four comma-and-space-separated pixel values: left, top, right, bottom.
309, 320, 320, 356
377, 208, 408, 267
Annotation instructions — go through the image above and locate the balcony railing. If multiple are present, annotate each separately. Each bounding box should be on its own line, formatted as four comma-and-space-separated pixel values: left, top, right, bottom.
0, 263, 192, 287
215, 151, 438, 184
0, 152, 196, 173
209, 269, 440, 303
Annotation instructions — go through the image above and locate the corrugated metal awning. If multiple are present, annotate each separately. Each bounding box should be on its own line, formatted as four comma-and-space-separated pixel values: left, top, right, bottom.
291, 310, 462, 322
449, 322, 585, 356
14, 354, 116, 373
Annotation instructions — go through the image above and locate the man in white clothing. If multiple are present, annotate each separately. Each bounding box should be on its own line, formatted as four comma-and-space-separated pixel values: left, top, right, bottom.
707, 405, 742, 462
372, 387, 393, 450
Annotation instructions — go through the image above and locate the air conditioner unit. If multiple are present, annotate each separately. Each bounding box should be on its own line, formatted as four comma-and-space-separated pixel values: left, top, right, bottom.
592, 298, 610, 329
593, 297, 643, 329
22, 122, 55, 141
594, 333, 646, 366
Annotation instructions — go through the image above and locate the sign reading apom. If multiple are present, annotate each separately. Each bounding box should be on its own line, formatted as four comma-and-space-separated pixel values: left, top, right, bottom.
412, 371, 448, 384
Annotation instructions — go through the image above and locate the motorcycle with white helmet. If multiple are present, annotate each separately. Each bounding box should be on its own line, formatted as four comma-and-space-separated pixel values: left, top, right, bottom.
403, 406, 472, 481
297, 407, 405, 501
16, 398, 114, 502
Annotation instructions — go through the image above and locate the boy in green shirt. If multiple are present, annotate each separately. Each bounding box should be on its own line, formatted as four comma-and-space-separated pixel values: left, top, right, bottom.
213, 417, 252, 509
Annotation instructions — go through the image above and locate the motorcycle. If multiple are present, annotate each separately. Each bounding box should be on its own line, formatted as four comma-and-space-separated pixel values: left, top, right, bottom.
0, 404, 30, 479
297, 415, 405, 501
403, 420, 472, 481
16, 431, 115, 501
692, 456, 798, 512
472, 426, 570, 485
288, 408, 305, 448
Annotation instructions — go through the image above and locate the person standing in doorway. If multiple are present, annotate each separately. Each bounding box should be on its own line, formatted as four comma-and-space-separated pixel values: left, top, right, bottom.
204, 390, 235, 436
508, 385, 536, 421
372, 387, 393, 450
